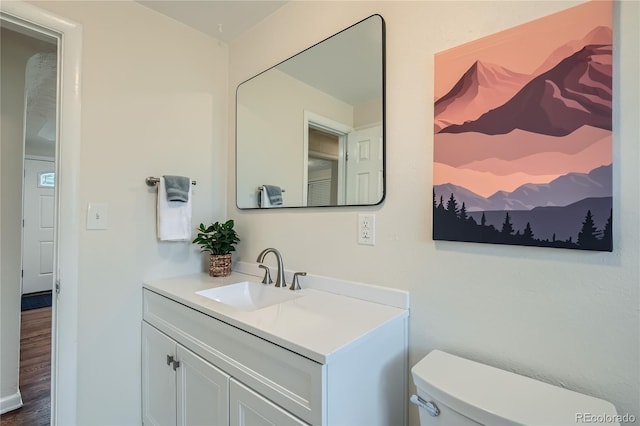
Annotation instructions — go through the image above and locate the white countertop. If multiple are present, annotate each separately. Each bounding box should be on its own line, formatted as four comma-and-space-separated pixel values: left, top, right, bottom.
143, 271, 409, 364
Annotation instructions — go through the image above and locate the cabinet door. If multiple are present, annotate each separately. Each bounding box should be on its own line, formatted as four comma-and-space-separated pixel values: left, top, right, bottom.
229, 379, 309, 426
177, 344, 230, 426
142, 322, 177, 426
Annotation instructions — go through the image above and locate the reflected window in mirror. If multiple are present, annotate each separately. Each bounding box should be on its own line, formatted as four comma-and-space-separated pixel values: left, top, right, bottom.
236, 14, 385, 209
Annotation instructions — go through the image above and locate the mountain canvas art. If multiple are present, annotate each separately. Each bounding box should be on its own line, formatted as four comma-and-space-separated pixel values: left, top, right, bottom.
433, 1, 613, 251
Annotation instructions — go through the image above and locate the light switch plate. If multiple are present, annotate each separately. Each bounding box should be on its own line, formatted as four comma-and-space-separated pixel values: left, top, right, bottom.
87, 203, 108, 230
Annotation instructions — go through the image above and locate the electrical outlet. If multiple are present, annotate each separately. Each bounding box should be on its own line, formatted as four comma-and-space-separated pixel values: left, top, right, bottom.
358, 214, 375, 245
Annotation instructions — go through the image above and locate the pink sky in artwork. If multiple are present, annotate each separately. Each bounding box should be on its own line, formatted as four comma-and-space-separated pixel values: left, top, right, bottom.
433, 0, 612, 198
434, 0, 613, 100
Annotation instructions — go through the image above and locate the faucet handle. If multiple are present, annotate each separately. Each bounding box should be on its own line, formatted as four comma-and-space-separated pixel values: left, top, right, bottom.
258, 265, 273, 285
290, 272, 307, 291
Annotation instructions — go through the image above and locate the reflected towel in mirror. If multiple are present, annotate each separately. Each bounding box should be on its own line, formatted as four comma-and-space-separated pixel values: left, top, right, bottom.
260, 185, 283, 208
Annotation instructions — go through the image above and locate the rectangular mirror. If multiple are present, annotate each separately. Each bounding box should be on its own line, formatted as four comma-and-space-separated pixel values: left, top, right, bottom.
236, 14, 385, 209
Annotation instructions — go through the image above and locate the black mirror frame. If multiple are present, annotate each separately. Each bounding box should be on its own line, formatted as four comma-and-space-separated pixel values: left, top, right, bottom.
235, 14, 386, 210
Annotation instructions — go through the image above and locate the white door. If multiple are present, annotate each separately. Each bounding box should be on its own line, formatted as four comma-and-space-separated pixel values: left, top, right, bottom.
177, 344, 230, 426
229, 378, 308, 426
142, 323, 177, 426
22, 158, 55, 294
345, 126, 383, 205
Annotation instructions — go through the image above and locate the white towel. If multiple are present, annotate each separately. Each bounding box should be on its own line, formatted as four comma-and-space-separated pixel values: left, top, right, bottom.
157, 177, 192, 241
260, 186, 272, 208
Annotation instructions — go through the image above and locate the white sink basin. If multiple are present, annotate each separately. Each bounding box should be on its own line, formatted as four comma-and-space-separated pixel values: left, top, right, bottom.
195, 281, 301, 311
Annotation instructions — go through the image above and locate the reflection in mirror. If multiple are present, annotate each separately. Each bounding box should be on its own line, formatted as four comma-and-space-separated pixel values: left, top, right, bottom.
236, 14, 385, 209
307, 127, 339, 206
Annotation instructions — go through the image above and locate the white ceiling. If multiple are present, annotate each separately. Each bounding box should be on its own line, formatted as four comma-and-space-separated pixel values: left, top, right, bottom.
134, 1, 287, 43
25, 52, 57, 154
1, 23, 57, 156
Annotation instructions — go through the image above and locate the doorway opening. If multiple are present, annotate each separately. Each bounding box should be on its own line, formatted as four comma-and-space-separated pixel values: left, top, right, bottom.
0, 17, 58, 424
307, 127, 341, 207
1, 4, 81, 423
303, 110, 384, 207
22, 48, 58, 302
303, 110, 351, 206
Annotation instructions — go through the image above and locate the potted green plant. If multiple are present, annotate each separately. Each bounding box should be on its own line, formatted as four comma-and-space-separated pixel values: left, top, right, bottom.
192, 220, 240, 277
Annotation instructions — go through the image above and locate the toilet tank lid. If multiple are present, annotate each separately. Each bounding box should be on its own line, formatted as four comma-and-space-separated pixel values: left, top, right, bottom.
411, 350, 619, 426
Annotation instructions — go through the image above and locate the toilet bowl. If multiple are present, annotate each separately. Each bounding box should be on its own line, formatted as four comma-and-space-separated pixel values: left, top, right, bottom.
411, 350, 620, 425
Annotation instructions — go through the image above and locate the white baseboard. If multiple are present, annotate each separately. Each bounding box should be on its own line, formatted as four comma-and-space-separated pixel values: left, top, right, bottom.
0, 390, 23, 414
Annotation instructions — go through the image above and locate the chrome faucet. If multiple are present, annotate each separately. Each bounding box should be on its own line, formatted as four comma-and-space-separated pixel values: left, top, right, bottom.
290, 272, 306, 291
256, 248, 286, 288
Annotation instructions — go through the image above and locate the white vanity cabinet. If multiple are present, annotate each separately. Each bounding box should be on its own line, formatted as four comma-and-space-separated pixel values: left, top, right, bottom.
229, 379, 308, 426
143, 290, 318, 425
142, 272, 409, 426
143, 321, 306, 426
142, 322, 230, 426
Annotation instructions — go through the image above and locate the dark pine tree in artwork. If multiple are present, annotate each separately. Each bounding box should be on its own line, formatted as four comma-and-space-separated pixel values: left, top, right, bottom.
437, 196, 445, 214
445, 193, 459, 219
522, 222, 534, 243
577, 210, 599, 250
459, 202, 468, 221
501, 212, 514, 236
432, 191, 611, 251
601, 209, 613, 251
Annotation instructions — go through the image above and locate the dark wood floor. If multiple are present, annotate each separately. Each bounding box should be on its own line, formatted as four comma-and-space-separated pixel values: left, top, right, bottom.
0, 307, 51, 426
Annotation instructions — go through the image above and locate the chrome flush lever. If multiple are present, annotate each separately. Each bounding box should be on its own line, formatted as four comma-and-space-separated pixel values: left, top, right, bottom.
259, 265, 273, 285
410, 395, 440, 417
290, 272, 306, 291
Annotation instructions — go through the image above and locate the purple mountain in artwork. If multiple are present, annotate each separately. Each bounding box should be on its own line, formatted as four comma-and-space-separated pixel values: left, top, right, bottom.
434, 164, 612, 211
439, 44, 612, 136
533, 26, 612, 75
488, 164, 612, 210
434, 61, 531, 132
434, 183, 496, 211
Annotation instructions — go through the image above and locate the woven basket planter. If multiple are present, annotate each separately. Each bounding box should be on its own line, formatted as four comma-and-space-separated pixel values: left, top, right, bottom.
209, 254, 232, 277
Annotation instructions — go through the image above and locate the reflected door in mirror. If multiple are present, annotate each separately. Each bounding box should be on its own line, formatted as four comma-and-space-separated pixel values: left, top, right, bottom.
346, 125, 383, 205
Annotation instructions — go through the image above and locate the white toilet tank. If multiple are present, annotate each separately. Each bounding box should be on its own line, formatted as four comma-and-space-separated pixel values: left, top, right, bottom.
411, 350, 620, 426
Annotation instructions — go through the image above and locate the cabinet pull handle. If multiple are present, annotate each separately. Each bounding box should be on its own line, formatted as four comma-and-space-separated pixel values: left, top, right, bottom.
166, 355, 180, 370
